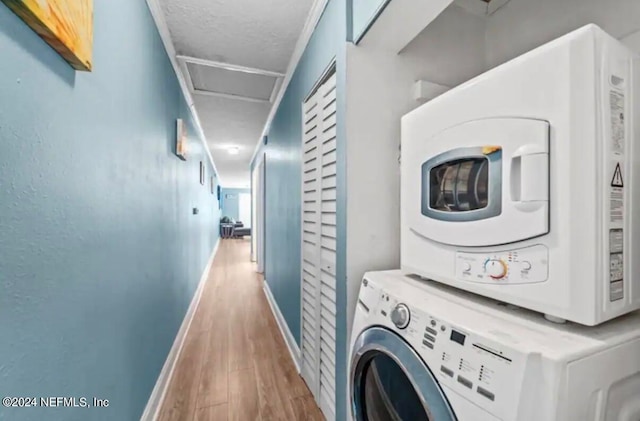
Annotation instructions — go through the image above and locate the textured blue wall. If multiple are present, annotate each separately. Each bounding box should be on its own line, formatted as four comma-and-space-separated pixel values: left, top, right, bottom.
0, 1, 220, 420
263, 0, 348, 419
220, 188, 250, 222
265, 0, 345, 346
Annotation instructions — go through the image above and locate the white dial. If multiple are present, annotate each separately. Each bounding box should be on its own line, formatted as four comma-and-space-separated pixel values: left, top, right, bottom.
485, 259, 507, 279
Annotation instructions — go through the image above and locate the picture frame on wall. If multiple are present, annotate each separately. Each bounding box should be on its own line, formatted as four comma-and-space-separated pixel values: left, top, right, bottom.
199, 161, 205, 185
176, 119, 187, 161
1, 0, 94, 71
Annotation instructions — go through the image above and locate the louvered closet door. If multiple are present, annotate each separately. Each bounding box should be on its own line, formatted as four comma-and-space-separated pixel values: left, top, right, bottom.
301, 69, 337, 421
301, 86, 322, 397
317, 72, 337, 420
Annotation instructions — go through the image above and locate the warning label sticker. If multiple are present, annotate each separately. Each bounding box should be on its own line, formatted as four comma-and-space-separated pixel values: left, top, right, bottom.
610, 251, 624, 302
610, 252, 623, 282
610, 281, 624, 302
611, 163, 624, 187
610, 229, 623, 254
609, 229, 623, 302
608, 87, 625, 302
610, 185, 624, 224
610, 91, 625, 154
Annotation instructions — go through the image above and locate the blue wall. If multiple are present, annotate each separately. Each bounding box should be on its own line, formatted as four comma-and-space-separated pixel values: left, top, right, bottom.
261, 0, 348, 418
220, 188, 250, 222
0, 1, 220, 420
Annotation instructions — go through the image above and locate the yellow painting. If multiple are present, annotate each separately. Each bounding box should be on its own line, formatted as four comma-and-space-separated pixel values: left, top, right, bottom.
2, 0, 93, 71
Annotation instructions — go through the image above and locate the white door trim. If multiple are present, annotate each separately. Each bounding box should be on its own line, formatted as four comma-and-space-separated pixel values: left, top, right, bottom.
256, 157, 266, 273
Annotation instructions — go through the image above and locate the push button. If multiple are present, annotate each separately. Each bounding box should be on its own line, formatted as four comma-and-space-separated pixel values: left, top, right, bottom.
440, 366, 454, 377
422, 340, 434, 349
457, 375, 473, 389
477, 386, 495, 401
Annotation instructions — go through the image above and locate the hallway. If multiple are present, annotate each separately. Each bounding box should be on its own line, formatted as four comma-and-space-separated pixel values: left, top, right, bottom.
158, 239, 324, 421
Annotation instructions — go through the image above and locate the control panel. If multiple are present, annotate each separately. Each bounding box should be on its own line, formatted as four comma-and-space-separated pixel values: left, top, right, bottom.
374, 288, 526, 420
455, 244, 548, 285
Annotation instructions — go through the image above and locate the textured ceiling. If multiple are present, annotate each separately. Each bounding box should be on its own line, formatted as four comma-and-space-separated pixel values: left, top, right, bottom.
194, 95, 271, 187
159, 0, 315, 187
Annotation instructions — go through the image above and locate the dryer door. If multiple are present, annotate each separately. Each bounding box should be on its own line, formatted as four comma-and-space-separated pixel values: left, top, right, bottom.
406, 118, 549, 247
350, 327, 456, 421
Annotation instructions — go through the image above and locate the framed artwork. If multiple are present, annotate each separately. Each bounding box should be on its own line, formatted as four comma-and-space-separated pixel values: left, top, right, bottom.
210, 176, 215, 194
199, 161, 205, 185
2, 0, 94, 71
176, 119, 187, 161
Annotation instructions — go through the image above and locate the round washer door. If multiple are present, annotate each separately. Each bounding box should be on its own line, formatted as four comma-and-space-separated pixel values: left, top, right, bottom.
351, 327, 456, 421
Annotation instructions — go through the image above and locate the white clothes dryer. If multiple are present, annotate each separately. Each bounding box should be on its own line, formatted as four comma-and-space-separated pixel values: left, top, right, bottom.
349, 270, 640, 421
401, 24, 640, 326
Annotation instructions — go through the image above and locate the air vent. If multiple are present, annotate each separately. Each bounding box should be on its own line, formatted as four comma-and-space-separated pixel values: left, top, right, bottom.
454, 0, 511, 16
178, 56, 284, 103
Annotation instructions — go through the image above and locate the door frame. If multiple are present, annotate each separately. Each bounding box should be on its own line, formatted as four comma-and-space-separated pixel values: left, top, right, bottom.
252, 163, 258, 262
252, 154, 266, 273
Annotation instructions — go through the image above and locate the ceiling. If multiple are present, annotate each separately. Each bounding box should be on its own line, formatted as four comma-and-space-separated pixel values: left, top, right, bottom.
159, 0, 315, 188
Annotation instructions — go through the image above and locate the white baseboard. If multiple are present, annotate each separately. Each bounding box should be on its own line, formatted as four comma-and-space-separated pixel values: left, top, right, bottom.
140, 238, 220, 421
262, 279, 302, 373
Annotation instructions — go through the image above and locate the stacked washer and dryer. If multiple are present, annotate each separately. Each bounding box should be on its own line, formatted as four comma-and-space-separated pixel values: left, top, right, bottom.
349, 25, 640, 421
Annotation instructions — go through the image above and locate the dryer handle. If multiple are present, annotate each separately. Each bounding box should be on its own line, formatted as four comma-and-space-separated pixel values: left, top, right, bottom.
509, 145, 549, 208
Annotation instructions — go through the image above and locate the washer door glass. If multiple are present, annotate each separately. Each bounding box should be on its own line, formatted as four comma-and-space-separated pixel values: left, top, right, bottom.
351, 327, 456, 421
362, 353, 429, 420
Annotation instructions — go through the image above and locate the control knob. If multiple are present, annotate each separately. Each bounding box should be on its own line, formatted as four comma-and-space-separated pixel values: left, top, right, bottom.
391, 303, 411, 329
485, 259, 508, 280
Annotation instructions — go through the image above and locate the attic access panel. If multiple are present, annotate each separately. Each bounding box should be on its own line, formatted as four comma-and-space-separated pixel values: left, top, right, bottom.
186, 61, 279, 102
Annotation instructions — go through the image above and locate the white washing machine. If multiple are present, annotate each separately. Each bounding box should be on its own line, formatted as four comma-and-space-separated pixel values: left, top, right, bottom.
349, 270, 640, 421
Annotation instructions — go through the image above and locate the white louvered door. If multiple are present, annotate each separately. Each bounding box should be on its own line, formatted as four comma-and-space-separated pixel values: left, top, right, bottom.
317, 72, 337, 420
301, 69, 337, 421
301, 85, 321, 397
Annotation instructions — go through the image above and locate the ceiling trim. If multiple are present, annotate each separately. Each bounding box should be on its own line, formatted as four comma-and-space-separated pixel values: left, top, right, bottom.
144, 0, 223, 184
177, 55, 286, 78
193, 89, 271, 104
269, 77, 284, 103
249, 0, 331, 167
177, 58, 196, 93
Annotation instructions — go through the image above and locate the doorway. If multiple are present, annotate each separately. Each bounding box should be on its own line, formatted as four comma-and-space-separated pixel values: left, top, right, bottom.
239, 193, 251, 229
252, 155, 266, 273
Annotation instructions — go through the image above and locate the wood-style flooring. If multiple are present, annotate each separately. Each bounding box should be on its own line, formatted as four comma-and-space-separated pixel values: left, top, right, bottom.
158, 238, 324, 421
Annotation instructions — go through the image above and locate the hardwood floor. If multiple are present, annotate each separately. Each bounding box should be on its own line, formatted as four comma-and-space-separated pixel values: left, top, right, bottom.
158, 239, 324, 421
